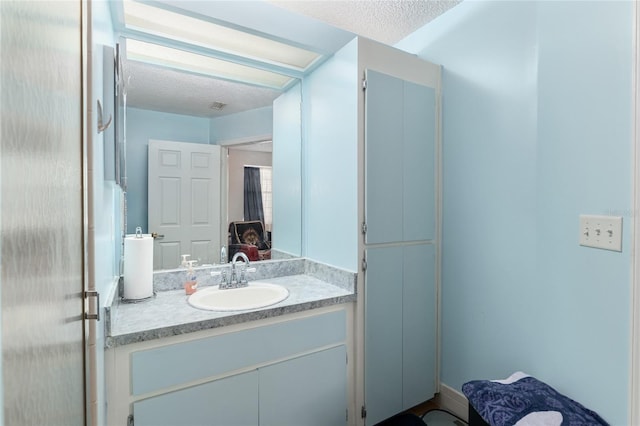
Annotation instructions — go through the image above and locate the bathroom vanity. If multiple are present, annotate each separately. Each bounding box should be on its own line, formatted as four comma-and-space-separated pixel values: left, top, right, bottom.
104, 259, 357, 426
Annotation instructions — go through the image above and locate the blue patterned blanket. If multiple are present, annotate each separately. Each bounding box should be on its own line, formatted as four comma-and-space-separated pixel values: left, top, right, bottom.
462, 372, 608, 426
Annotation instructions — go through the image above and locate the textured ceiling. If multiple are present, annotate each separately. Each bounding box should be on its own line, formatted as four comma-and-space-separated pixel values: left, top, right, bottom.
268, 0, 461, 45
123, 60, 282, 118
124, 1, 462, 118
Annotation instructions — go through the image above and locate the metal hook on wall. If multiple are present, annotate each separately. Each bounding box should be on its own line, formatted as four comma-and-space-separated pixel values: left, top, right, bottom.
97, 99, 113, 133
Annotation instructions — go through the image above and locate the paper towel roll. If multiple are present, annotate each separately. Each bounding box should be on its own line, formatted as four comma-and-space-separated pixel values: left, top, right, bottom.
123, 234, 154, 300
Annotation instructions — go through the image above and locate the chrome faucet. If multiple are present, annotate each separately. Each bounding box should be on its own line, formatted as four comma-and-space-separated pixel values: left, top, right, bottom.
224, 251, 249, 289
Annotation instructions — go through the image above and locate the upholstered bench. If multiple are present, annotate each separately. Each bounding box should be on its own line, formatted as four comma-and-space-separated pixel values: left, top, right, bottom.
462, 372, 608, 426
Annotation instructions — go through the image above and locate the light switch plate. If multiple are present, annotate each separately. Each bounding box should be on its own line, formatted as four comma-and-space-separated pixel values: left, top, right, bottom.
579, 215, 622, 252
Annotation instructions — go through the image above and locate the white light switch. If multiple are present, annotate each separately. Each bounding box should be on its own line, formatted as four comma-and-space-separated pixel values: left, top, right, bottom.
579, 215, 622, 252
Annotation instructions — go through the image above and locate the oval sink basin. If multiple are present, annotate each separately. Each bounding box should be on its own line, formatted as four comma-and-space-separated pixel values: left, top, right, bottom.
188, 282, 289, 312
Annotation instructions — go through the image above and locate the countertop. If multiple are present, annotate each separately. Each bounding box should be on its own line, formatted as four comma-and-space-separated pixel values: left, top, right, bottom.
106, 274, 356, 348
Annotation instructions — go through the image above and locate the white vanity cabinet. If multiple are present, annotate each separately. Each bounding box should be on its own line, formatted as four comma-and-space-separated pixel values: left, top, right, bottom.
106, 307, 349, 426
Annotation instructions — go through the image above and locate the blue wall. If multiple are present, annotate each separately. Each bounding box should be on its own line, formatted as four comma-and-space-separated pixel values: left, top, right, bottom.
303, 39, 359, 271
273, 83, 302, 256
125, 108, 211, 234
210, 106, 272, 143
398, 1, 633, 422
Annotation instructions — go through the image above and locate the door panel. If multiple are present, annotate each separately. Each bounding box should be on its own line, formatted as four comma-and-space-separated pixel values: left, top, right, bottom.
365, 246, 404, 425
364, 70, 404, 244
403, 82, 436, 242
259, 346, 347, 426
148, 140, 221, 269
133, 371, 258, 426
159, 177, 180, 224
403, 244, 437, 408
158, 241, 180, 270
365, 70, 436, 244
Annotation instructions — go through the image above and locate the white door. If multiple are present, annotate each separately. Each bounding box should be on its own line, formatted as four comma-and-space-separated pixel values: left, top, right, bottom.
364, 69, 438, 424
148, 140, 222, 269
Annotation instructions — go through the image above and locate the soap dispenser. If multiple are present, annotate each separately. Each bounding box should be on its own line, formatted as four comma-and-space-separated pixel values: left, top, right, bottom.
220, 246, 227, 264
184, 260, 198, 295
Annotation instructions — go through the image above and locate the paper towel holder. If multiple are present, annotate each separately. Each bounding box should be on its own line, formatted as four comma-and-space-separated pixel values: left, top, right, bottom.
119, 276, 157, 303
121, 292, 157, 304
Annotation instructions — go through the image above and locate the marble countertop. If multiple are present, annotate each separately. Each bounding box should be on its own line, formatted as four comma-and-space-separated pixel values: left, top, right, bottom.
106, 274, 356, 348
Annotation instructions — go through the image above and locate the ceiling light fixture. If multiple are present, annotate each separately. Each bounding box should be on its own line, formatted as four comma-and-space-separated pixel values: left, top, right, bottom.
123, 0, 321, 72
126, 39, 294, 90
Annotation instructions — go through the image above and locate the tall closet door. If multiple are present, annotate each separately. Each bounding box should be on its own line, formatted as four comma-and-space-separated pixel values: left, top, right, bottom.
364, 70, 436, 245
364, 69, 438, 425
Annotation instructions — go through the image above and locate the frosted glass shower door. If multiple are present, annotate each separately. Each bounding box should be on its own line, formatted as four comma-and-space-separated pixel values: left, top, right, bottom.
1, 1, 87, 425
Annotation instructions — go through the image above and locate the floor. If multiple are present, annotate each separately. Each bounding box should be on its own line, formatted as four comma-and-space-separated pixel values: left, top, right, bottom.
407, 396, 441, 417
406, 395, 468, 425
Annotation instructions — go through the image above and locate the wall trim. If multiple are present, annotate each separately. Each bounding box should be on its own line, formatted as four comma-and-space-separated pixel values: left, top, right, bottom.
217, 133, 272, 147
439, 383, 468, 422
631, 0, 640, 424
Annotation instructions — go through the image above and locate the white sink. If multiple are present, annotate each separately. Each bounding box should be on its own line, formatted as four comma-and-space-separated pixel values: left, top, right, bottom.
188, 282, 289, 312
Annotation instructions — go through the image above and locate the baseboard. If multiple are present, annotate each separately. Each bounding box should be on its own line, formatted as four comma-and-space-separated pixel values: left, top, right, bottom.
439, 383, 468, 422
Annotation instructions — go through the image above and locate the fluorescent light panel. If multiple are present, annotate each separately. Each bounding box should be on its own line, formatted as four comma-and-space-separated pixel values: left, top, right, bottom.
126, 39, 294, 89
123, 0, 321, 71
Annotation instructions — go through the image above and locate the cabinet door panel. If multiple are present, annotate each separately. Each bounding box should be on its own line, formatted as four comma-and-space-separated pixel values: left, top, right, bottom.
131, 310, 346, 395
259, 346, 347, 426
364, 246, 403, 425
403, 244, 436, 408
365, 70, 404, 244
403, 83, 436, 242
365, 70, 437, 245
133, 371, 258, 426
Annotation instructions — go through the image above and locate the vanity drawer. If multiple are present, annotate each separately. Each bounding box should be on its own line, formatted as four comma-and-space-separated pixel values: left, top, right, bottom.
131, 309, 346, 395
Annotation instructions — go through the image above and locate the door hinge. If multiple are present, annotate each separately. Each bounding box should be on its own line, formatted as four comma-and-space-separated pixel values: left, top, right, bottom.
362, 78, 367, 91
127, 414, 134, 426
361, 222, 367, 235
346, 409, 349, 422
361, 257, 367, 272
84, 291, 100, 321
361, 405, 367, 419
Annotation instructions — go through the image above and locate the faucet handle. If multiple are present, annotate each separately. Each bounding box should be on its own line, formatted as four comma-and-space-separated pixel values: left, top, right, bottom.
239, 265, 256, 285
211, 269, 230, 289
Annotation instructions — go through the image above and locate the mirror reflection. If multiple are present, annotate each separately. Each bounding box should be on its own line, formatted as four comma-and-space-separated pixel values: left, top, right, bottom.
120, 43, 302, 270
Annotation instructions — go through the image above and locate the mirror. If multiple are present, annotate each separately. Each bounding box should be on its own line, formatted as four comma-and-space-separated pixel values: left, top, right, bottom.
119, 41, 302, 270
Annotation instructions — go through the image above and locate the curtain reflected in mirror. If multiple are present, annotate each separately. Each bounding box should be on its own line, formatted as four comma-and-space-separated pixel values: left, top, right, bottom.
244, 166, 264, 224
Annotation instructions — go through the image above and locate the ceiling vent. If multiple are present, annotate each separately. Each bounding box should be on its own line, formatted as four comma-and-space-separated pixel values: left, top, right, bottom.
209, 101, 227, 111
